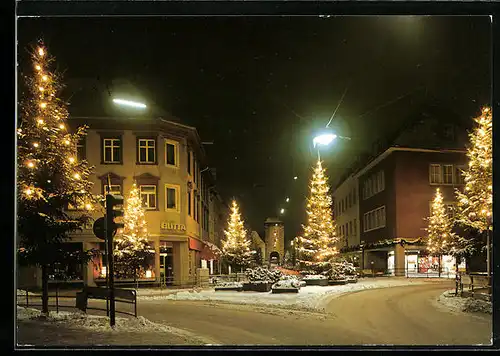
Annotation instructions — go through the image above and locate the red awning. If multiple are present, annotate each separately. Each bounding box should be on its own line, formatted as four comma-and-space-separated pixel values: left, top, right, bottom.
189, 238, 203, 251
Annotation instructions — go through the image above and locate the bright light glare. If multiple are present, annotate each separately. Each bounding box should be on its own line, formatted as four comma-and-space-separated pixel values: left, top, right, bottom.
280, 208, 285, 214
286, 197, 290, 202
293, 176, 298, 180
313, 133, 337, 147
113, 98, 147, 109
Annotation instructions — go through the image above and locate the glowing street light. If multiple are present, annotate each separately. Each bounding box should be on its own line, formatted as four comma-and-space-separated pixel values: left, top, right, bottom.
112, 98, 147, 109
293, 176, 298, 180
280, 208, 285, 214
313, 133, 337, 147
286, 197, 290, 202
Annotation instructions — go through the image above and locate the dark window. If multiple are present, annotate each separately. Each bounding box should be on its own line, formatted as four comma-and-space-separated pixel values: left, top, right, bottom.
187, 151, 191, 174
76, 137, 86, 161
166, 143, 176, 165
166, 187, 176, 210
188, 191, 192, 216
193, 158, 196, 183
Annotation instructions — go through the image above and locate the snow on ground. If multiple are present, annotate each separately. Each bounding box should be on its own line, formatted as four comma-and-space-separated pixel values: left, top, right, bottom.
139, 278, 429, 312
16, 305, 212, 344
436, 290, 492, 315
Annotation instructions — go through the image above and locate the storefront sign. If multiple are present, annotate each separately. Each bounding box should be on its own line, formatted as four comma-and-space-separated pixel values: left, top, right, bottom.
189, 238, 203, 251
160, 221, 186, 232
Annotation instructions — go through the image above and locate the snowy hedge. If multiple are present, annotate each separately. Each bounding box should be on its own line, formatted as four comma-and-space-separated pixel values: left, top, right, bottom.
214, 282, 243, 288
245, 267, 282, 283
272, 279, 301, 290
302, 274, 328, 280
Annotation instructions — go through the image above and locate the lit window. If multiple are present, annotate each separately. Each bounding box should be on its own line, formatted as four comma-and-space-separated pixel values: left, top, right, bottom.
138, 138, 156, 163
103, 138, 121, 163
165, 184, 179, 211
443, 165, 453, 184
140, 185, 157, 210
429, 164, 442, 184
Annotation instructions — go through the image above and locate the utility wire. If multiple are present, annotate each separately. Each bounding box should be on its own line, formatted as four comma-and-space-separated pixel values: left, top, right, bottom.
326, 85, 349, 128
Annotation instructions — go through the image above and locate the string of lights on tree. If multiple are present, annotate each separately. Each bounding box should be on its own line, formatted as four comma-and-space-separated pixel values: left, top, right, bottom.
455, 107, 492, 233
222, 200, 254, 270
114, 182, 153, 278
17, 43, 96, 210
426, 188, 455, 257
296, 160, 338, 273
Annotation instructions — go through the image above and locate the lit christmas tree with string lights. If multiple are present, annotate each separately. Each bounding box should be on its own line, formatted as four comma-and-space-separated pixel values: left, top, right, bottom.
426, 188, 455, 277
222, 200, 254, 273
297, 160, 339, 274
455, 106, 493, 274
16, 42, 97, 313
114, 183, 153, 281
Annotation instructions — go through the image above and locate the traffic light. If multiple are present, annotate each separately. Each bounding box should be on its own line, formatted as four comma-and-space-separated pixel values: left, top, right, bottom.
106, 194, 125, 233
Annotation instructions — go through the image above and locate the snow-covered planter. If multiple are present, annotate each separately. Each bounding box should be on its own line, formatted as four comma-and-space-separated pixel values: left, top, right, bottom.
328, 278, 348, 285
302, 274, 329, 286
346, 275, 358, 283
214, 282, 243, 291
242, 281, 271, 292
271, 279, 300, 293
245, 267, 282, 284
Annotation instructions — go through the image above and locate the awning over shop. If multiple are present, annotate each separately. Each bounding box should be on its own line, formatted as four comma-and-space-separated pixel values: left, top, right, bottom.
189, 237, 203, 251
200, 240, 222, 261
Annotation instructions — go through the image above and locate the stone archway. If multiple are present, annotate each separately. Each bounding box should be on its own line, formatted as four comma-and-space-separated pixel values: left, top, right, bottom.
269, 251, 280, 265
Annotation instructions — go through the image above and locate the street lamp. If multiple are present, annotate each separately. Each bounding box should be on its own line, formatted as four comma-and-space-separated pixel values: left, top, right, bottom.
312, 130, 351, 148
112, 98, 147, 109
280, 208, 285, 214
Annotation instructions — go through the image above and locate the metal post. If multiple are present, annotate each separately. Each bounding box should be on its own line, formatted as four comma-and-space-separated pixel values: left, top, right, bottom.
26, 289, 29, 307
486, 229, 491, 277
107, 219, 116, 327
56, 284, 59, 313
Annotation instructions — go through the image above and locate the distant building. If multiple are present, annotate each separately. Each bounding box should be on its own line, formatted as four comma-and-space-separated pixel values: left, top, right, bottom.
264, 218, 285, 265
250, 231, 266, 265
333, 103, 470, 276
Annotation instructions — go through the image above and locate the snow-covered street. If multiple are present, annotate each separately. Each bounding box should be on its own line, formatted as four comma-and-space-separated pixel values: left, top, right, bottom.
16, 279, 492, 346
138, 277, 430, 312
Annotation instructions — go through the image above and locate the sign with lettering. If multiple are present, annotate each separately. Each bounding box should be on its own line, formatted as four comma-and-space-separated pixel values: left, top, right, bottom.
161, 221, 186, 232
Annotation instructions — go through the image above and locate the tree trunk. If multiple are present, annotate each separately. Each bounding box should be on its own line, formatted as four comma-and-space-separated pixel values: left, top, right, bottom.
438, 255, 441, 278
41, 264, 49, 314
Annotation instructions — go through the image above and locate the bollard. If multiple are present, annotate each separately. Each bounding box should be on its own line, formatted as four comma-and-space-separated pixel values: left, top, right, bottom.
56, 285, 59, 313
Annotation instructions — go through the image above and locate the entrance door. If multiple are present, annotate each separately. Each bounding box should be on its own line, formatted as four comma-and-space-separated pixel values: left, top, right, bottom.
159, 247, 174, 286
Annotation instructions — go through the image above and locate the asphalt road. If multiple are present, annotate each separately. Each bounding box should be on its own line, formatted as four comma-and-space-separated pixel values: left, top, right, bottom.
17, 280, 492, 346
136, 281, 491, 346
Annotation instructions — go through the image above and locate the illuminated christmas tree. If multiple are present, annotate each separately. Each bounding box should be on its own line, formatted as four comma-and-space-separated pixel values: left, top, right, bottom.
222, 200, 254, 273
114, 183, 153, 281
426, 188, 454, 277
297, 160, 338, 274
455, 106, 493, 274
17, 42, 97, 313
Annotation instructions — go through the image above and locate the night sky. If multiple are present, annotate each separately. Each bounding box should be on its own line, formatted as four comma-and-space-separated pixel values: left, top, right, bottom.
17, 16, 491, 241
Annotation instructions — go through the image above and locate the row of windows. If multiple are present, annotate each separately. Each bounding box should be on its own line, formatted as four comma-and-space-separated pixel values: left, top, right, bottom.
429, 164, 466, 185
363, 170, 385, 200
69, 183, 210, 232
97, 137, 180, 166
336, 187, 357, 217
363, 206, 386, 232
336, 219, 357, 246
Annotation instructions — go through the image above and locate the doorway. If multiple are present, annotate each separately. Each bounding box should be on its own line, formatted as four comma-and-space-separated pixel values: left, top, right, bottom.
159, 247, 174, 286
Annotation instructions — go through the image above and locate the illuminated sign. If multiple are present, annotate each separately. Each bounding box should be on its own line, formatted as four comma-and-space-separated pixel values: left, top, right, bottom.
161, 221, 186, 232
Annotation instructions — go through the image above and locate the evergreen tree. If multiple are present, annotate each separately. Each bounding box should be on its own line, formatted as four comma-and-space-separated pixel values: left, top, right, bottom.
455, 106, 493, 274
222, 200, 253, 272
114, 183, 153, 283
426, 188, 455, 277
17, 43, 97, 313
297, 160, 339, 274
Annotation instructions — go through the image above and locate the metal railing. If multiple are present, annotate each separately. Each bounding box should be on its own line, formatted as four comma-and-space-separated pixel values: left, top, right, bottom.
456, 273, 491, 301
359, 267, 454, 278
16, 285, 136, 317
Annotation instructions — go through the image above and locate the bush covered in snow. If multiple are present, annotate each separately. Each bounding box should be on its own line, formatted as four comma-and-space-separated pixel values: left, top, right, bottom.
323, 258, 357, 279
245, 267, 282, 283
